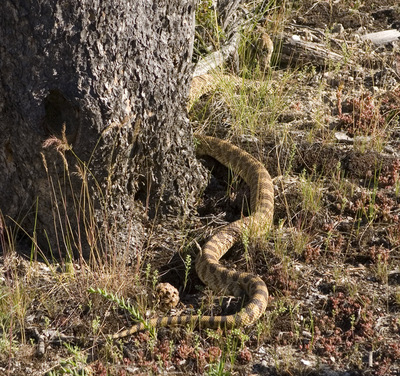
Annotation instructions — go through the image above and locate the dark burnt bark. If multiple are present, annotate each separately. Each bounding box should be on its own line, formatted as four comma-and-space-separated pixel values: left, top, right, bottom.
0, 0, 204, 262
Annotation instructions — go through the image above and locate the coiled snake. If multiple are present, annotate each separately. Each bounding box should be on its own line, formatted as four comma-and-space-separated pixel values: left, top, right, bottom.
110, 135, 274, 339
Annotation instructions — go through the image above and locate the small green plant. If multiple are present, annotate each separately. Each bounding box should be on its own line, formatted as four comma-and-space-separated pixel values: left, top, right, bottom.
195, 0, 224, 59
241, 225, 250, 265
91, 316, 101, 335
0, 316, 18, 359
183, 253, 192, 290
396, 288, 400, 306
152, 268, 159, 290
369, 245, 390, 284
284, 142, 297, 177
47, 343, 88, 376
145, 262, 152, 283
299, 168, 323, 214
203, 327, 249, 375
307, 309, 315, 352
207, 357, 229, 376
227, 328, 249, 352
395, 177, 400, 197
338, 92, 388, 152
0, 278, 31, 346
88, 287, 156, 338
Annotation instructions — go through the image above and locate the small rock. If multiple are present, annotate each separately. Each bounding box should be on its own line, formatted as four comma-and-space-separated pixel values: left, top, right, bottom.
354, 135, 372, 144
361, 29, 400, 46
384, 144, 396, 154
334, 132, 353, 143
332, 23, 344, 34
126, 367, 139, 373
301, 359, 313, 366
261, 360, 268, 367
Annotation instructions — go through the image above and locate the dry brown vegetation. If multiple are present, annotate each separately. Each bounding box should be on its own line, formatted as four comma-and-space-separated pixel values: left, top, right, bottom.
1, 0, 400, 375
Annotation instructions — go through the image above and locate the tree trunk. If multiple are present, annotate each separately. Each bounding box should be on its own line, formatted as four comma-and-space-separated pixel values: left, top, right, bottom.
0, 0, 204, 262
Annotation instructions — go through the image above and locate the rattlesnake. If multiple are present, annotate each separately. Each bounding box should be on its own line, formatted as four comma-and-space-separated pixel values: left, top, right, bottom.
110, 135, 274, 339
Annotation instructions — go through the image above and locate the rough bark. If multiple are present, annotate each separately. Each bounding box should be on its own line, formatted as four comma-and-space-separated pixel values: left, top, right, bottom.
0, 0, 204, 262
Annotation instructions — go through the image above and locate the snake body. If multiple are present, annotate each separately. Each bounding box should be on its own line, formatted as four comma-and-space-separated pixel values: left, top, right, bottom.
111, 135, 273, 339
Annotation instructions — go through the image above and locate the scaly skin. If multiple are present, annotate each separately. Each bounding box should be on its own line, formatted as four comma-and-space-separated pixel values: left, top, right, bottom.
110, 135, 273, 339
